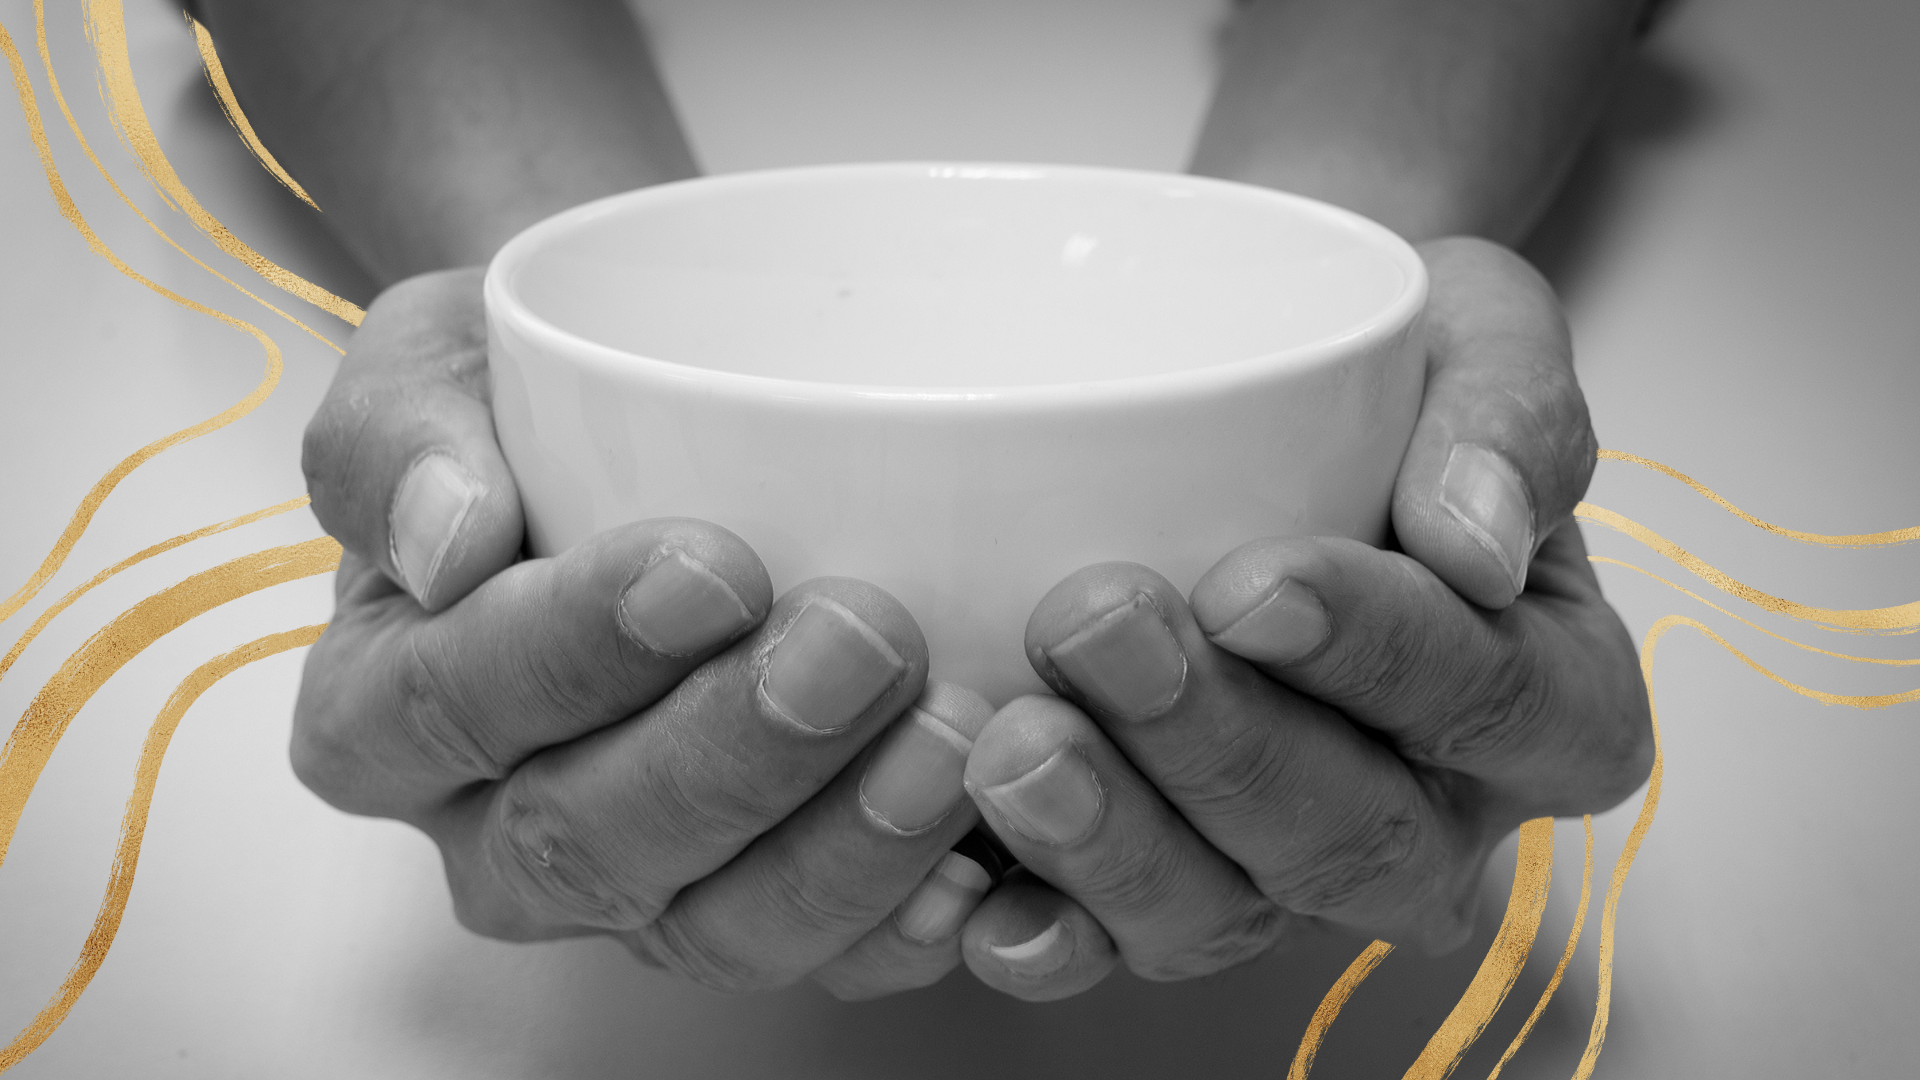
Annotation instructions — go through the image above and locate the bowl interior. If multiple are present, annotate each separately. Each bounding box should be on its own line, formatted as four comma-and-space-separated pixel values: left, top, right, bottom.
502, 164, 1417, 389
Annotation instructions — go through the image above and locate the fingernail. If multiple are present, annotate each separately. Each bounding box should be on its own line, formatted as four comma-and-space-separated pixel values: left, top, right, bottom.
974, 745, 1103, 847
1440, 444, 1534, 595
760, 599, 906, 734
1207, 579, 1331, 665
1044, 595, 1187, 721
988, 919, 1074, 978
618, 550, 755, 657
389, 453, 481, 603
895, 852, 992, 943
861, 683, 995, 834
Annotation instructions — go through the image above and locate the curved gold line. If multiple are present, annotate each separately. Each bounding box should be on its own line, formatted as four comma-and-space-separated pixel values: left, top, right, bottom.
1589, 557, 1920, 666
1483, 817, 1593, 1080
188, 15, 316, 209
1576, 503, 1920, 634
0, 537, 342, 868
0, 496, 311, 685
1287, 940, 1396, 1080
1569, 618, 1669, 1079
1598, 450, 1920, 547
0, 624, 325, 1069
0, 18, 284, 625
1400, 818, 1555, 1080
25, 1, 342, 356
80, 0, 363, 327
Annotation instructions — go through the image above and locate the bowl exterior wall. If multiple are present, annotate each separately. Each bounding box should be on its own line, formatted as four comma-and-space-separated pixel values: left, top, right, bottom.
488, 311, 1425, 703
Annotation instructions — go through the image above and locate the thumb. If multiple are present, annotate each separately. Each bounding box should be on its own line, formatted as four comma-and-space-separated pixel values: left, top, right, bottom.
1391, 237, 1598, 609
302, 266, 524, 612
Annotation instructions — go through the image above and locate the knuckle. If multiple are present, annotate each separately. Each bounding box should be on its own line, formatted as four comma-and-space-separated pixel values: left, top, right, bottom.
1395, 621, 1553, 771
397, 638, 513, 780
757, 843, 885, 941
1157, 725, 1291, 829
489, 784, 656, 930
626, 920, 790, 995
1132, 901, 1288, 982
1264, 805, 1423, 916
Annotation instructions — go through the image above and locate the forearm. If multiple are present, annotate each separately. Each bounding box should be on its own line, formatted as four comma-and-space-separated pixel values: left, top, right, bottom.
194, 0, 696, 286
1192, 0, 1646, 244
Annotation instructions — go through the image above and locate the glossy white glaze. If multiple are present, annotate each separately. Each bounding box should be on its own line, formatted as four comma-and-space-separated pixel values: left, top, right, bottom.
486, 162, 1426, 701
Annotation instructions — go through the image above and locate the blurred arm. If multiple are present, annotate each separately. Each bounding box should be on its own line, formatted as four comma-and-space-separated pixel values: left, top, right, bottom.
194, 0, 696, 286
1192, 0, 1648, 244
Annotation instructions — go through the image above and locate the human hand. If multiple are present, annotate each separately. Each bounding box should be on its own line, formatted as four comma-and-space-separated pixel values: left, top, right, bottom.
294, 267, 1002, 997
954, 238, 1653, 998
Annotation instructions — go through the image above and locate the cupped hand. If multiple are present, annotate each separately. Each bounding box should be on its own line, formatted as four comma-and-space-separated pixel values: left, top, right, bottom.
295, 267, 1001, 998
957, 238, 1654, 999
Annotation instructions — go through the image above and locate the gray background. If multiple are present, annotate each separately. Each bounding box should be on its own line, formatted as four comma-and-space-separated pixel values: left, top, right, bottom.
1, 0, 1916, 1075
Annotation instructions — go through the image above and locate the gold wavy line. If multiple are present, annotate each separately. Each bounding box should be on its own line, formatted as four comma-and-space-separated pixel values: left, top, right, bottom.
1287, 940, 1396, 1080
1575, 502, 1920, 634
0, 537, 343, 868
1589, 557, 1920, 666
1484, 816, 1593, 1080
1568, 617, 1668, 1079
188, 14, 315, 209
24, 1, 341, 356
1598, 450, 1920, 548
0, 18, 287, 627
0, 624, 325, 1071
80, 0, 363, 327
0, 496, 311, 686
1401, 818, 1555, 1080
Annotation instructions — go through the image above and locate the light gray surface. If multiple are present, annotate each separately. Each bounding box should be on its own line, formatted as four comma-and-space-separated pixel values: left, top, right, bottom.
0, 0, 1915, 1075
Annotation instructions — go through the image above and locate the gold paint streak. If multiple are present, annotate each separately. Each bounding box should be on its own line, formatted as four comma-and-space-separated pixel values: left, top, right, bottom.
1484, 817, 1594, 1080
0, 496, 311, 686
79, 0, 363, 327
1400, 818, 1556, 1080
1287, 940, 1396, 1080
24, 1, 342, 356
1576, 502, 1920, 634
188, 15, 316, 209
0, 537, 342, 869
0, 17, 283, 624
1589, 557, 1920, 666
0, 624, 325, 1070
1569, 618, 1670, 1079
1598, 450, 1920, 548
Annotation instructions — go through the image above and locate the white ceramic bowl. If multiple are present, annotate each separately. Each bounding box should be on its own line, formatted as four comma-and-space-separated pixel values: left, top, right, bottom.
486, 162, 1427, 702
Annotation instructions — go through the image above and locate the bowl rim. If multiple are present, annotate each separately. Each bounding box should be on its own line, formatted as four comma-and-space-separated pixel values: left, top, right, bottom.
483, 161, 1427, 406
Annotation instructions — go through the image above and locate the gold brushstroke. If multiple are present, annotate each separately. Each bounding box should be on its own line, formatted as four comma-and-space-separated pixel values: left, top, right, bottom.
0, 537, 342, 868
0, 496, 311, 686
0, 17, 286, 624
1568, 618, 1668, 1079
1590, 557, 1920, 667
1598, 450, 1920, 548
188, 15, 316, 209
0, 624, 325, 1070
1484, 817, 1593, 1080
1287, 940, 1396, 1080
1576, 502, 1920, 634
24, 1, 342, 355
79, 0, 363, 326
1400, 818, 1555, 1080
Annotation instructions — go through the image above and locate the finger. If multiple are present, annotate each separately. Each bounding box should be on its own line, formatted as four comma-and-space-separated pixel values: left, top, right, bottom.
292, 518, 772, 816
1393, 238, 1597, 609
965, 696, 1294, 978
960, 871, 1118, 1002
809, 849, 994, 1001
303, 266, 522, 611
1192, 528, 1653, 813
457, 578, 928, 940
630, 683, 993, 991
1028, 564, 1477, 948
